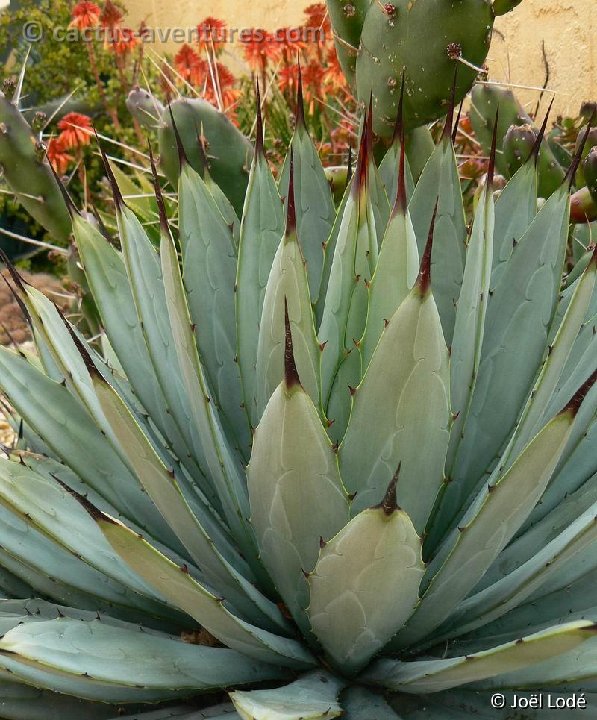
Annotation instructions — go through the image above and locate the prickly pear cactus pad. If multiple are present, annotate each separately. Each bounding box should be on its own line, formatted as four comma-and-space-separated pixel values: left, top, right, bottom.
0, 91, 71, 243
340, 0, 495, 136
0, 81, 597, 719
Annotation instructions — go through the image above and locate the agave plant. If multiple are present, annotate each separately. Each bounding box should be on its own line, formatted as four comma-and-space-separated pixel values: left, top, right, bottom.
0, 81, 596, 719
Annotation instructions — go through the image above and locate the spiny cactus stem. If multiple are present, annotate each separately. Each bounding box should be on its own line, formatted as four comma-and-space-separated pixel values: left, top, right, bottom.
492, 0, 523, 17
284, 297, 301, 389
417, 202, 439, 295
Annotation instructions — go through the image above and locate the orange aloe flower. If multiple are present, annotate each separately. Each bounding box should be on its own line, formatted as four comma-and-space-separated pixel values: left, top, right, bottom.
277, 63, 299, 97
57, 113, 93, 149
46, 136, 74, 175
301, 60, 326, 105
100, 0, 123, 29
276, 27, 307, 57
240, 29, 281, 75
197, 17, 227, 55
208, 63, 240, 108
175, 44, 204, 86
109, 27, 138, 56
304, 3, 331, 34
324, 46, 350, 94
70, 1, 101, 30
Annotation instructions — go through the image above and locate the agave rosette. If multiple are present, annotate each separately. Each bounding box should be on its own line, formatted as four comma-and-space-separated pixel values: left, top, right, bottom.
0, 84, 596, 719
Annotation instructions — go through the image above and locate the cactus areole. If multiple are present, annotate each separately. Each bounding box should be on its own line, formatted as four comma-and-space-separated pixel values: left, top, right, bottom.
328, 0, 498, 137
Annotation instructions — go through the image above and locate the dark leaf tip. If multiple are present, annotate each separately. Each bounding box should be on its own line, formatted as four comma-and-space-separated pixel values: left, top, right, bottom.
353, 108, 370, 197
94, 127, 124, 211
148, 143, 170, 237
286, 148, 297, 235
167, 104, 189, 168
452, 100, 464, 146
284, 297, 301, 388
48, 155, 79, 218
530, 98, 553, 164
392, 76, 408, 216
255, 81, 264, 156
565, 111, 595, 189
56, 303, 99, 378
378, 463, 401, 515
52, 473, 112, 523
442, 67, 458, 142
564, 370, 597, 416
487, 108, 499, 188
296, 61, 305, 128
416, 202, 438, 295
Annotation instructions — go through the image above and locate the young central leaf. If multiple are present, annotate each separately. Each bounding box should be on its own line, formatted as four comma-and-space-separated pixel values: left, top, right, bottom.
248, 363, 349, 635
254, 211, 320, 424
308, 495, 424, 674
340, 279, 450, 531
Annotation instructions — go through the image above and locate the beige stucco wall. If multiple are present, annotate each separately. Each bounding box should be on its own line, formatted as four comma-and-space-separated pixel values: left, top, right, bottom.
126, 0, 596, 118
